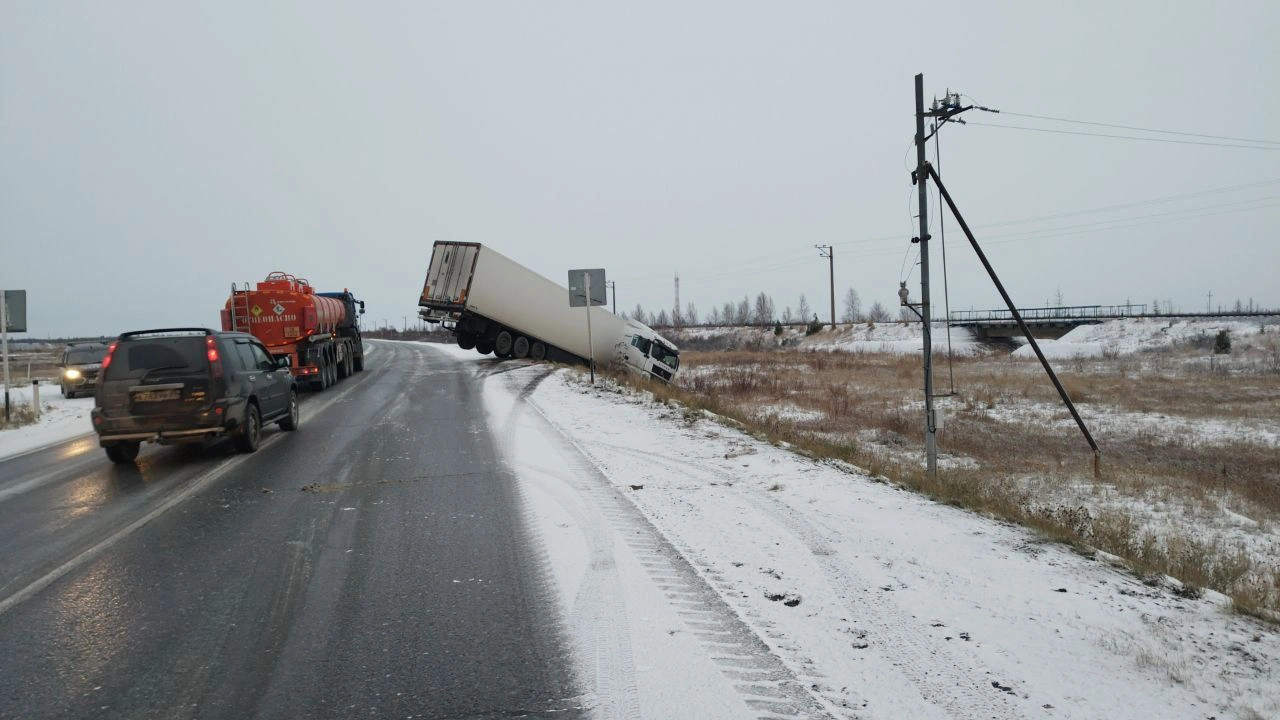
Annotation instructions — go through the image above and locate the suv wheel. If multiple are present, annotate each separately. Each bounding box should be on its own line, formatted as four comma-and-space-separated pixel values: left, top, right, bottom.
104, 441, 140, 464
234, 404, 261, 453
279, 390, 299, 431
63, 384, 74, 399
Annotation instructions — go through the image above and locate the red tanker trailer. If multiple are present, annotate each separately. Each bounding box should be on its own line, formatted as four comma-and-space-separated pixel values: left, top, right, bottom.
222, 272, 366, 390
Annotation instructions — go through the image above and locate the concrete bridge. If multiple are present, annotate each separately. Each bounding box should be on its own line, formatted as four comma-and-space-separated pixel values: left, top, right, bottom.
948, 304, 1274, 340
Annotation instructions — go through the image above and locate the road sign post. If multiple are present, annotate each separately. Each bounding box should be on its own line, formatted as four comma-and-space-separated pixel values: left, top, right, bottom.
568, 269, 607, 385
2, 290, 29, 422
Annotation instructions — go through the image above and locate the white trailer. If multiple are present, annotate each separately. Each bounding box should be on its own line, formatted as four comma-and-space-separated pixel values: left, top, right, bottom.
418, 242, 680, 382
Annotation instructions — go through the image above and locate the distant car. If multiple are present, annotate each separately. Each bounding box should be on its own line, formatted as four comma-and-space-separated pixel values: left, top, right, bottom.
91, 328, 299, 464
59, 341, 110, 398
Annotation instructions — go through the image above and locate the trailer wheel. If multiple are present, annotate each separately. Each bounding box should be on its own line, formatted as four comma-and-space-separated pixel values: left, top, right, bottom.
337, 349, 350, 379
457, 332, 477, 350
353, 351, 364, 372
530, 342, 547, 361
494, 330, 513, 357
513, 336, 530, 359
475, 338, 494, 355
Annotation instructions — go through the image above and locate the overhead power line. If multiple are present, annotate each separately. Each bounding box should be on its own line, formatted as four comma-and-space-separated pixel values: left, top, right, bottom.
998, 110, 1280, 146
967, 121, 1280, 150
975, 178, 1280, 229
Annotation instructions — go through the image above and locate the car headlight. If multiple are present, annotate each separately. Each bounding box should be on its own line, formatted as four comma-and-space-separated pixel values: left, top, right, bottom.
64, 369, 83, 380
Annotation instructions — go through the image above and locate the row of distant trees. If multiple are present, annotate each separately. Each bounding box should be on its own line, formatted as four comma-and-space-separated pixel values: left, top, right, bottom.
623, 289, 894, 328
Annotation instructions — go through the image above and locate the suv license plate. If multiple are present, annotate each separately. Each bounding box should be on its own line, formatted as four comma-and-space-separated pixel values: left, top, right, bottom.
133, 389, 181, 402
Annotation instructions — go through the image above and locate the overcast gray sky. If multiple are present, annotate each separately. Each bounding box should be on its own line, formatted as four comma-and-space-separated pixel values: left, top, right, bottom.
3, 1, 1277, 337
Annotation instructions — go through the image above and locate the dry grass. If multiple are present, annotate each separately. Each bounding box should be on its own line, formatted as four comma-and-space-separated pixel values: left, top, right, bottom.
635, 341, 1280, 618
0, 402, 40, 431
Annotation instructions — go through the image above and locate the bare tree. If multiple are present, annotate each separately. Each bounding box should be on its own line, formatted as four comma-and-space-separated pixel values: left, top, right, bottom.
685, 302, 699, 326
707, 306, 721, 325
632, 304, 647, 325
782, 306, 793, 325
867, 301, 890, 323
736, 296, 752, 325
797, 294, 811, 324
655, 309, 670, 327
753, 292, 775, 326
722, 301, 736, 326
842, 288, 862, 323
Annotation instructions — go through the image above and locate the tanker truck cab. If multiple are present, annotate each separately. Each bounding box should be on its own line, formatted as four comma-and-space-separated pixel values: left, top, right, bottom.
620, 322, 681, 382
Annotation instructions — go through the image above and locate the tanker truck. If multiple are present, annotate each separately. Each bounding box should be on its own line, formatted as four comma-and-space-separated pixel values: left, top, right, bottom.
222, 272, 366, 390
417, 242, 680, 382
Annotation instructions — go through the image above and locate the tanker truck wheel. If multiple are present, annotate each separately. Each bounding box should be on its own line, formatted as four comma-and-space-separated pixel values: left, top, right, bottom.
457, 332, 477, 350
494, 330, 513, 358
530, 342, 547, 361
353, 352, 364, 372
475, 338, 494, 355
513, 336, 530, 359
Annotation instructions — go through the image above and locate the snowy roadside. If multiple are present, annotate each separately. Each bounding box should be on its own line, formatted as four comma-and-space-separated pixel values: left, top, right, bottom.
0, 383, 95, 460
432, 342, 1279, 720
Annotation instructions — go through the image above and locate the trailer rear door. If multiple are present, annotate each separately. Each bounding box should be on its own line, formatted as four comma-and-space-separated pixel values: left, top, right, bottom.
420, 242, 480, 311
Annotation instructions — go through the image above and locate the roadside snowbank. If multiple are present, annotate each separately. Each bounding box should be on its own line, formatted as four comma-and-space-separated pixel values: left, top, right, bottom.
0, 383, 94, 460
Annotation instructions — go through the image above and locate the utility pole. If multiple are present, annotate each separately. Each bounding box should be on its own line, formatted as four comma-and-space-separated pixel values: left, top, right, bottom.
815, 245, 834, 326
1206, 290, 1212, 313
606, 280, 616, 314
913, 74, 938, 477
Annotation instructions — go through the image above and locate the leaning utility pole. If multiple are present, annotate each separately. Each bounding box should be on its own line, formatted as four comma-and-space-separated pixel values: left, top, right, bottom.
816, 245, 834, 326
913, 74, 938, 476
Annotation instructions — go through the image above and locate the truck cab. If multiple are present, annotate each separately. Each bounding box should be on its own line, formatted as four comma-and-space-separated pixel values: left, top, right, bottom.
618, 322, 681, 382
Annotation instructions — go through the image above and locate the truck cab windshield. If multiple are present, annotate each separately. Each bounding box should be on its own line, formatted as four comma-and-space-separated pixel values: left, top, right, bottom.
649, 342, 679, 371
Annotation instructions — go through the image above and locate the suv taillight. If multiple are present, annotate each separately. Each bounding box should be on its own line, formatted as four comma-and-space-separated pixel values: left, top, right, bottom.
206, 336, 223, 379
101, 342, 118, 370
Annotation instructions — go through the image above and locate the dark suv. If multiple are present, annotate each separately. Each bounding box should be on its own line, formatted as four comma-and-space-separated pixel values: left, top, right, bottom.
91, 328, 299, 464
59, 341, 111, 398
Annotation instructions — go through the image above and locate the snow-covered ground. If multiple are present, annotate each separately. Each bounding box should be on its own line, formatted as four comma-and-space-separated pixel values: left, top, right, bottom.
675, 322, 991, 356
454, 344, 1278, 720
672, 316, 1280, 360
1011, 317, 1279, 360
0, 381, 94, 460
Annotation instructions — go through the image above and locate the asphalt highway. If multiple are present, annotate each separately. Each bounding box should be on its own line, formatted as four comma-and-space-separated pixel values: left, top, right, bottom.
0, 341, 584, 719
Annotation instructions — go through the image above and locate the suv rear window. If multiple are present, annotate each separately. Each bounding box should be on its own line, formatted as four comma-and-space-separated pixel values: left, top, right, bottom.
106, 336, 210, 380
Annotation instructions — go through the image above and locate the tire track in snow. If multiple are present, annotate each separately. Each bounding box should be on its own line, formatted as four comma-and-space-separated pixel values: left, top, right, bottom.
594, 439, 1026, 720
494, 367, 643, 720
497, 369, 850, 720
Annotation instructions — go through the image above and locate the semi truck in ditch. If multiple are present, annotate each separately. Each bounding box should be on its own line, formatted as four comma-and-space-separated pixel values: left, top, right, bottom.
222, 272, 366, 390
417, 242, 680, 382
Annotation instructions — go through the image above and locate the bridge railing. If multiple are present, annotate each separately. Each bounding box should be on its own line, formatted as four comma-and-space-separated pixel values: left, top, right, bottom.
949, 304, 1148, 323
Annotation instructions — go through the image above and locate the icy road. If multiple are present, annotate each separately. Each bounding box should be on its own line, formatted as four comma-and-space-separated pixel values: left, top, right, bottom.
0, 340, 1275, 719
